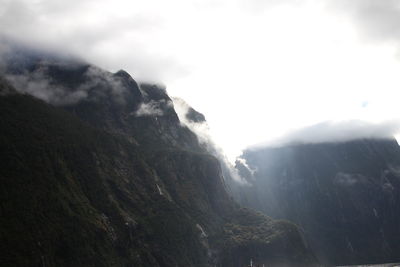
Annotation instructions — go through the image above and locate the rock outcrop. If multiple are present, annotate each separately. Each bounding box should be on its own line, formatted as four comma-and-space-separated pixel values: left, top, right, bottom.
0, 49, 317, 267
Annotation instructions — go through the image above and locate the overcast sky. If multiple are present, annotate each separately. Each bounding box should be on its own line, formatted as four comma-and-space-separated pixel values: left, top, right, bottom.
1, 0, 400, 160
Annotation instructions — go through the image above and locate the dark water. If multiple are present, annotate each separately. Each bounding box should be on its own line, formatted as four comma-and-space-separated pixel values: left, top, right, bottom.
338, 264, 400, 267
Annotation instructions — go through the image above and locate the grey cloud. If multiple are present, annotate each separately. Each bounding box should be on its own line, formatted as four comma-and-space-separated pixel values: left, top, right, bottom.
0, 0, 186, 83
6, 73, 88, 105
327, 0, 400, 44
76, 66, 129, 105
3, 0, 400, 85
236, 157, 257, 176
4, 65, 89, 105
257, 120, 400, 148
3, 55, 129, 106
135, 100, 169, 117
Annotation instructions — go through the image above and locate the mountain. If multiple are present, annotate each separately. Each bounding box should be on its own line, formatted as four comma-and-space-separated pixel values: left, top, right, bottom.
231, 139, 400, 265
0, 49, 317, 267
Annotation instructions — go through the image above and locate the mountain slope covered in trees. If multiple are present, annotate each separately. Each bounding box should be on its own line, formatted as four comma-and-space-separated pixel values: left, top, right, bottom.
0, 51, 317, 267
231, 139, 400, 265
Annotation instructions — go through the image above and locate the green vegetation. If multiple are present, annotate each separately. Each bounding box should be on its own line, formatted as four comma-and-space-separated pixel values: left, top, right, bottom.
0, 73, 318, 267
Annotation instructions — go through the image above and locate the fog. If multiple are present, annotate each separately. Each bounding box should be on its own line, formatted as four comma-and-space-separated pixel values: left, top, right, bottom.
251, 120, 400, 149
1, 0, 400, 160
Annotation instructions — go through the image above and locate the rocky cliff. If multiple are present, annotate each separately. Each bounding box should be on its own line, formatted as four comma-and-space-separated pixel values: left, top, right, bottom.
231, 139, 400, 265
0, 48, 317, 267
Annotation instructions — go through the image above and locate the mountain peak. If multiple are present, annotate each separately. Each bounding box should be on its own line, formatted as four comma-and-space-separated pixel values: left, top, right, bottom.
114, 69, 133, 80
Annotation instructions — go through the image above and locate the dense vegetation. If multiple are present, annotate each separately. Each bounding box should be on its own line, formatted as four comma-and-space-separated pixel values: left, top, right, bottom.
0, 55, 317, 267
232, 140, 400, 265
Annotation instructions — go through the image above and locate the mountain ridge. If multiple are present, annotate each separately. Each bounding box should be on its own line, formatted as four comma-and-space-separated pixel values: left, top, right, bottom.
0, 52, 317, 267
231, 138, 400, 265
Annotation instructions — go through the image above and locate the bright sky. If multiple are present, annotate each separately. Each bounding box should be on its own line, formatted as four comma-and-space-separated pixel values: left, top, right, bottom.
1, 0, 400, 160
161, 2, 400, 159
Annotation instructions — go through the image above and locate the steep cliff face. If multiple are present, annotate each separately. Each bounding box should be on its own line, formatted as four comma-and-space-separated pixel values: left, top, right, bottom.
0, 51, 317, 267
231, 139, 400, 265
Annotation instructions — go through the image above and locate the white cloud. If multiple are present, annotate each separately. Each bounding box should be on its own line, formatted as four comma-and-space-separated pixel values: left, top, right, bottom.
1, 0, 400, 160
5, 72, 88, 105
253, 120, 400, 148
4, 62, 129, 105
135, 100, 166, 117
173, 97, 246, 183
326, 0, 400, 44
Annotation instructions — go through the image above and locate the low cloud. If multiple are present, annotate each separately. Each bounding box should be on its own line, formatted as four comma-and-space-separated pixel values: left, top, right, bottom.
0, 0, 188, 83
135, 100, 170, 117
4, 65, 88, 105
172, 98, 210, 145
236, 157, 257, 176
327, 0, 400, 45
2, 0, 400, 164
173, 97, 246, 184
80, 66, 128, 105
1, 44, 129, 106
254, 120, 400, 148
5, 73, 88, 105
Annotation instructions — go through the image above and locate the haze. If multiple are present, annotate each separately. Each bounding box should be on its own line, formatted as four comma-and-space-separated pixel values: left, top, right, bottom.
1, 0, 400, 160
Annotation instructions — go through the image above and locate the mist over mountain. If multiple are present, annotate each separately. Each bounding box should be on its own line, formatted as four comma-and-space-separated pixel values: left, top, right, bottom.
251, 120, 400, 149
0, 45, 317, 267
230, 137, 400, 265
3, 0, 400, 266
3, 29, 400, 266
